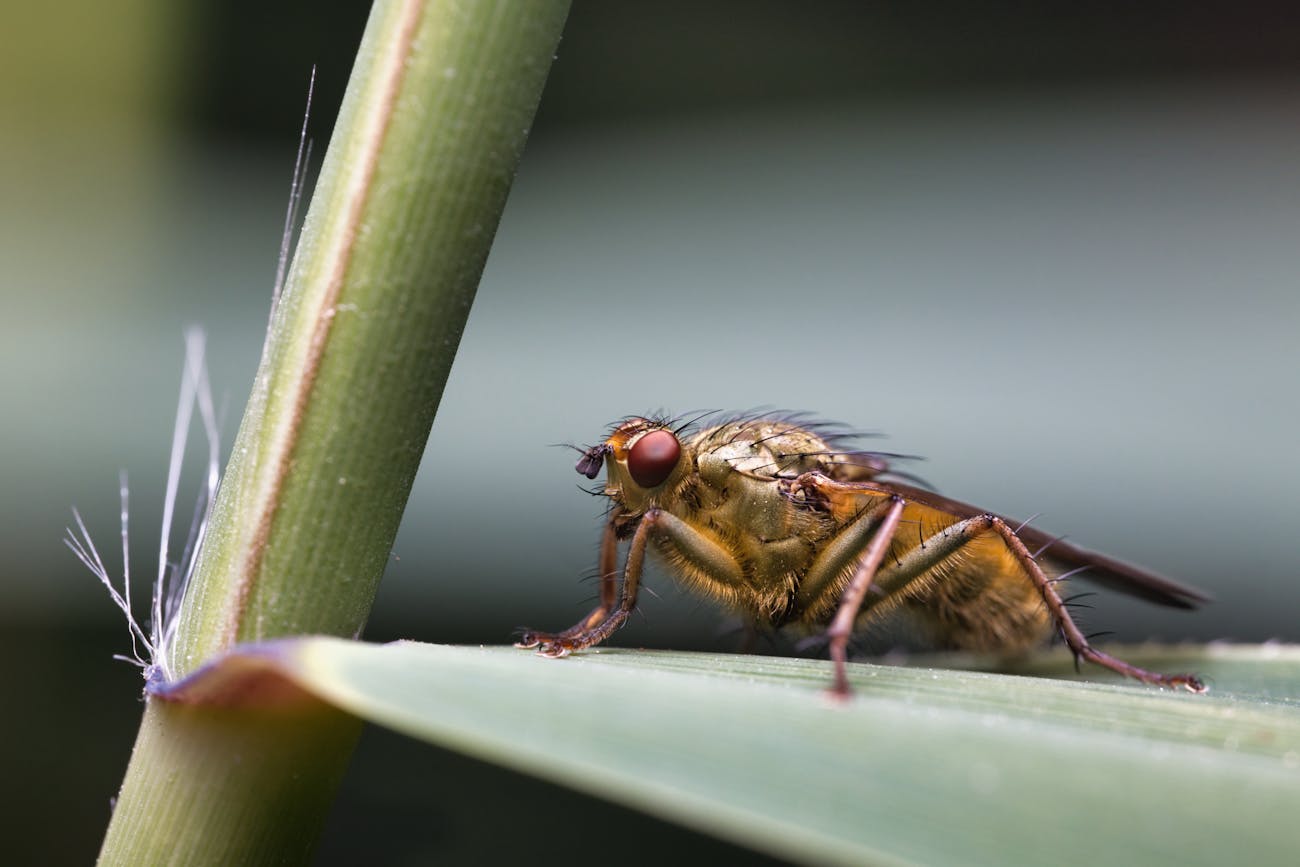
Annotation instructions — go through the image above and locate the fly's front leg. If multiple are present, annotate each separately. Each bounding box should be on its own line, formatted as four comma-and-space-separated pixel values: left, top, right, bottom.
515, 515, 620, 649
522, 508, 742, 658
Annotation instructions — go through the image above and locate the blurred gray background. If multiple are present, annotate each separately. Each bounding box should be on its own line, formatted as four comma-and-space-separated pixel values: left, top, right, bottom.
3, 2, 1297, 863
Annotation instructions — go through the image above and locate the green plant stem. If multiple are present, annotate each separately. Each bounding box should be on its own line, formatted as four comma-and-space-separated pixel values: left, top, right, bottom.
98, 1, 570, 863
100, 700, 360, 866
175, 0, 568, 677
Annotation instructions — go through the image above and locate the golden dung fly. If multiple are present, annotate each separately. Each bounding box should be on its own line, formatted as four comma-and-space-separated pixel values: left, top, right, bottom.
516, 412, 1207, 697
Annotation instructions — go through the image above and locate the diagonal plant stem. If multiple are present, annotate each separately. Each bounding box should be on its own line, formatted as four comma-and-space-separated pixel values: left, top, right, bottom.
172, 0, 568, 677
98, 2, 570, 863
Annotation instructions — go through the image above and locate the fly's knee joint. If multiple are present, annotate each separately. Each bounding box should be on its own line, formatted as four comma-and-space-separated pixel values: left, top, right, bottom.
825, 623, 851, 641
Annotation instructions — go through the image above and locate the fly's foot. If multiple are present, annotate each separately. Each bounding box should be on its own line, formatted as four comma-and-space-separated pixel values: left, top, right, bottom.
824, 683, 853, 704
516, 609, 628, 658
514, 629, 582, 657
1123, 666, 1206, 694
1153, 672, 1207, 694
536, 640, 574, 658
1076, 645, 1208, 693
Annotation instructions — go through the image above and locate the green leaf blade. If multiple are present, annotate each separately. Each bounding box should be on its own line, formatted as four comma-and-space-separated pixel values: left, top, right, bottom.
256, 640, 1300, 866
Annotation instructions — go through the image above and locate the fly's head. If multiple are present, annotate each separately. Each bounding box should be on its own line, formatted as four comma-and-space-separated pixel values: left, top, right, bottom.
574, 417, 688, 513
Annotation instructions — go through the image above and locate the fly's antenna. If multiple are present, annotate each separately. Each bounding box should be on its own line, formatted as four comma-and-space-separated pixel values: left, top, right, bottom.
269, 66, 317, 328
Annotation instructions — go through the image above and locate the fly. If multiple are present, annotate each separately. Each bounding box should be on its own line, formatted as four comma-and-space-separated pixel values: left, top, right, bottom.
516, 412, 1208, 697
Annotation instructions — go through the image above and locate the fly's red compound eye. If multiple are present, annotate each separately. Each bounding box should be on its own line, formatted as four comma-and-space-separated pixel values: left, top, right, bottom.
627, 429, 681, 488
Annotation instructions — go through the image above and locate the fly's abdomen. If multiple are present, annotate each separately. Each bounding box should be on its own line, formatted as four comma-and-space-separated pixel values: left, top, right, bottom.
900, 536, 1054, 653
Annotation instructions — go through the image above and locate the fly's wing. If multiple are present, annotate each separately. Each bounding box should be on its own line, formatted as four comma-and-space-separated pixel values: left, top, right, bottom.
877, 481, 1211, 610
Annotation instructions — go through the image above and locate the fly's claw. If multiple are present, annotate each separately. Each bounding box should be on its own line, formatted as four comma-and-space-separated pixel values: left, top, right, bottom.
1080, 644, 1208, 693
1168, 673, 1208, 694
514, 629, 576, 657
1140, 670, 1206, 693
537, 641, 573, 659
513, 629, 544, 649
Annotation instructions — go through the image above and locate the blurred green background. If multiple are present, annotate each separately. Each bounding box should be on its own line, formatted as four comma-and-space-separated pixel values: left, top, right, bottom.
3, 2, 1297, 863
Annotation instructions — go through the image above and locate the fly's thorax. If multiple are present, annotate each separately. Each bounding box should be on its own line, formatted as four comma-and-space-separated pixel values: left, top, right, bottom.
691, 429, 827, 543
714, 466, 802, 542
694, 439, 748, 488
692, 421, 837, 484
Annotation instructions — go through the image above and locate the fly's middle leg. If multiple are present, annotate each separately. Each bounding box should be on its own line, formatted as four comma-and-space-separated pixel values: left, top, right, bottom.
787, 473, 908, 697
823, 497, 905, 697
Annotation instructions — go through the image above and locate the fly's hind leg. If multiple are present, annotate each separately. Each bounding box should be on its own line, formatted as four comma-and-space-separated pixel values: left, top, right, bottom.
983, 517, 1205, 692
869, 513, 1206, 692
790, 473, 1205, 696
517, 508, 742, 658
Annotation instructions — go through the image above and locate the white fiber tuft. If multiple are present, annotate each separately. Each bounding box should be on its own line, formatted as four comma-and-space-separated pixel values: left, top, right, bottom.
65, 330, 221, 686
